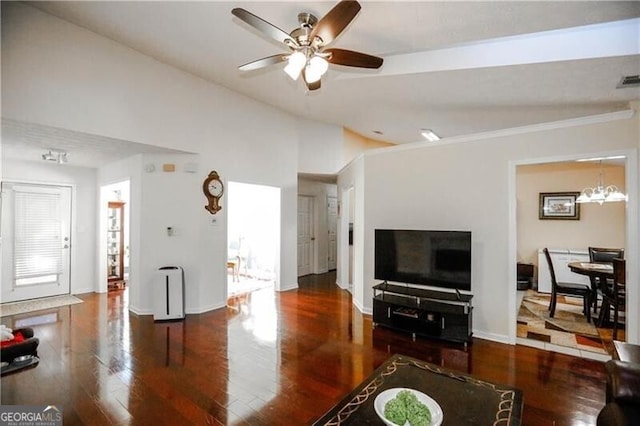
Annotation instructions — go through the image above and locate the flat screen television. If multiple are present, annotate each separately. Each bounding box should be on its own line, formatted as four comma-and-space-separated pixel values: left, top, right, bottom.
375, 229, 471, 291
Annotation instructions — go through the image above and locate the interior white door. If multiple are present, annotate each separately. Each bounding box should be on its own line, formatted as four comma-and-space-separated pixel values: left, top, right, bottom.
327, 196, 337, 270
297, 195, 314, 277
1, 183, 72, 302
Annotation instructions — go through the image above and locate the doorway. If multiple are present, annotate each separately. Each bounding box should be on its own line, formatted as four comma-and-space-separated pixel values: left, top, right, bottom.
100, 181, 130, 309
514, 157, 628, 356
226, 182, 280, 298
338, 186, 355, 293
1, 182, 72, 302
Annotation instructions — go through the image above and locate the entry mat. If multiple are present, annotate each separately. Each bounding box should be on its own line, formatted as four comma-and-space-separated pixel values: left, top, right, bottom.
1, 294, 83, 317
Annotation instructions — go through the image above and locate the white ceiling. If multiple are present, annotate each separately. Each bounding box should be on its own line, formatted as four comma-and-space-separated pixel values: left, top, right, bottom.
4, 1, 640, 167
2, 119, 190, 168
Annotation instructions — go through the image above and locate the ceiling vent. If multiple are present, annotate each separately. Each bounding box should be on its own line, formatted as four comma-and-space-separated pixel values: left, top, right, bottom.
617, 75, 640, 88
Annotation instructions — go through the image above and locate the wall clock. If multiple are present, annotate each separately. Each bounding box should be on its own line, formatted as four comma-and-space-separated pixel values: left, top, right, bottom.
203, 170, 224, 214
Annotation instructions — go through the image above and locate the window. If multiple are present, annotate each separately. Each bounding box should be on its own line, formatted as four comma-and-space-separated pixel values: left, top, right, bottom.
13, 189, 63, 287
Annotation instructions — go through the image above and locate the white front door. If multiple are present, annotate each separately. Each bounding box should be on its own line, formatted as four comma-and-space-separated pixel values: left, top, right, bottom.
1, 183, 72, 302
297, 195, 314, 277
327, 196, 337, 270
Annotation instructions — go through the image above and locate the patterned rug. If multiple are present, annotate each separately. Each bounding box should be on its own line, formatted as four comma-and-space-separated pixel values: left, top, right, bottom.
517, 291, 606, 354
0, 294, 83, 317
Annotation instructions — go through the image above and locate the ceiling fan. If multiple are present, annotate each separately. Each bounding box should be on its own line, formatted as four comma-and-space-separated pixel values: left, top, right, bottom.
231, 0, 383, 91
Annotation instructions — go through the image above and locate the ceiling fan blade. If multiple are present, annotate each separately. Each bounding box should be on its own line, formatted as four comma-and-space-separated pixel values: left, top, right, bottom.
325, 48, 383, 69
232, 8, 299, 47
238, 54, 287, 72
302, 69, 321, 91
309, 0, 361, 47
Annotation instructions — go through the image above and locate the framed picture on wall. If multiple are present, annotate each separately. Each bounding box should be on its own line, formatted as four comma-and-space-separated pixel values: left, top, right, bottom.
539, 192, 580, 220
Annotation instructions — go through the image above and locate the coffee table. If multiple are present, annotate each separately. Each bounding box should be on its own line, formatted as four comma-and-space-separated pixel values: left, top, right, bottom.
313, 354, 523, 425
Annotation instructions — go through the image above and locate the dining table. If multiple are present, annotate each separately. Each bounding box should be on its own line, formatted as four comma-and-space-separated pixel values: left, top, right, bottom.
568, 261, 615, 322
567, 261, 614, 280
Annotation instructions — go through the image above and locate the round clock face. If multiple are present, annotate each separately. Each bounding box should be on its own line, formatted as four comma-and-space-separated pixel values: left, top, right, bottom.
207, 180, 223, 197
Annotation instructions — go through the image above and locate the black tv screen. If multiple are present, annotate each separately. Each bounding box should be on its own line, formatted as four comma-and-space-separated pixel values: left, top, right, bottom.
375, 229, 471, 291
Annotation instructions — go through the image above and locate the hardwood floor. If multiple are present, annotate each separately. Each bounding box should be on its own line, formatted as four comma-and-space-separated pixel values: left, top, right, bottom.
1, 272, 607, 425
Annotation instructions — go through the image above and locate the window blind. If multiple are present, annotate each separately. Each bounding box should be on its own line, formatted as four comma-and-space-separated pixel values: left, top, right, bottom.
14, 190, 63, 280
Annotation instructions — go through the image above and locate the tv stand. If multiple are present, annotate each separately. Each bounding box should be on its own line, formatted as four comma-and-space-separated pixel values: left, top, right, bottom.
372, 282, 473, 346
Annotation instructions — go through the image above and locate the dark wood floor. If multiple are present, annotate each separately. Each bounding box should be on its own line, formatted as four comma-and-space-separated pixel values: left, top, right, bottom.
1, 272, 607, 425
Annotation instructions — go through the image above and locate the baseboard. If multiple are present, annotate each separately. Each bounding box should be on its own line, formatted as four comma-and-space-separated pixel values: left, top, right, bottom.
128, 306, 152, 316
472, 330, 512, 345
129, 303, 226, 316
186, 302, 225, 314
335, 279, 349, 290
352, 298, 372, 316
73, 287, 95, 295
280, 283, 299, 292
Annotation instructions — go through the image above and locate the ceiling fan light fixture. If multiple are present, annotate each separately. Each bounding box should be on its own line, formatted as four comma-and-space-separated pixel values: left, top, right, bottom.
284, 51, 306, 80
304, 65, 322, 83
310, 55, 329, 75
233, 1, 382, 91
303, 56, 329, 84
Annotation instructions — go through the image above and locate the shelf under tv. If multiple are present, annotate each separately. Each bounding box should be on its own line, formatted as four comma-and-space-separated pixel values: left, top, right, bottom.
372, 281, 473, 346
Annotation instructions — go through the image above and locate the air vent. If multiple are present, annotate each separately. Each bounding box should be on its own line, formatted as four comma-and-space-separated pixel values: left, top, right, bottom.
617, 75, 640, 88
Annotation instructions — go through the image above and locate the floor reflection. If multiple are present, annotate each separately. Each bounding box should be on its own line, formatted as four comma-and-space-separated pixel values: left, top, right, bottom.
226, 287, 279, 422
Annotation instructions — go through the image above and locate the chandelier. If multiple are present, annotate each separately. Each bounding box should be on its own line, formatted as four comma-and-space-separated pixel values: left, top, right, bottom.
576, 160, 627, 204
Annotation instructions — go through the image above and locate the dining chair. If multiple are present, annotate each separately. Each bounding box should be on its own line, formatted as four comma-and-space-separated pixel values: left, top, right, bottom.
588, 247, 625, 313
543, 248, 592, 322
597, 258, 626, 340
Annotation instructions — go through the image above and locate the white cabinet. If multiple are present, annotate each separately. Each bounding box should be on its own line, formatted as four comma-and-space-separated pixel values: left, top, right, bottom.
537, 249, 590, 293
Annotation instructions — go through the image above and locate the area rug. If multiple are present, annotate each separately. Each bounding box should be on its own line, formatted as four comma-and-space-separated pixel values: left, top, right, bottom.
0, 294, 83, 317
517, 291, 606, 354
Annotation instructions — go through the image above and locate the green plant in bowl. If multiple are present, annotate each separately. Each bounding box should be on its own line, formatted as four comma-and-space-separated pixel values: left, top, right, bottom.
384, 390, 431, 426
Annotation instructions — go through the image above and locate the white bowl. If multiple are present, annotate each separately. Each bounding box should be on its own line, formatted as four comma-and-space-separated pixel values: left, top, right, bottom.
374, 388, 443, 426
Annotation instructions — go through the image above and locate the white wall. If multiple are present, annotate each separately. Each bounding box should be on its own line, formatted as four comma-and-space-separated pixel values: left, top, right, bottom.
297, 118, 344, 175
2, 159, 97, 295
3, 3, 309, 314
340, 112, 639, 344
